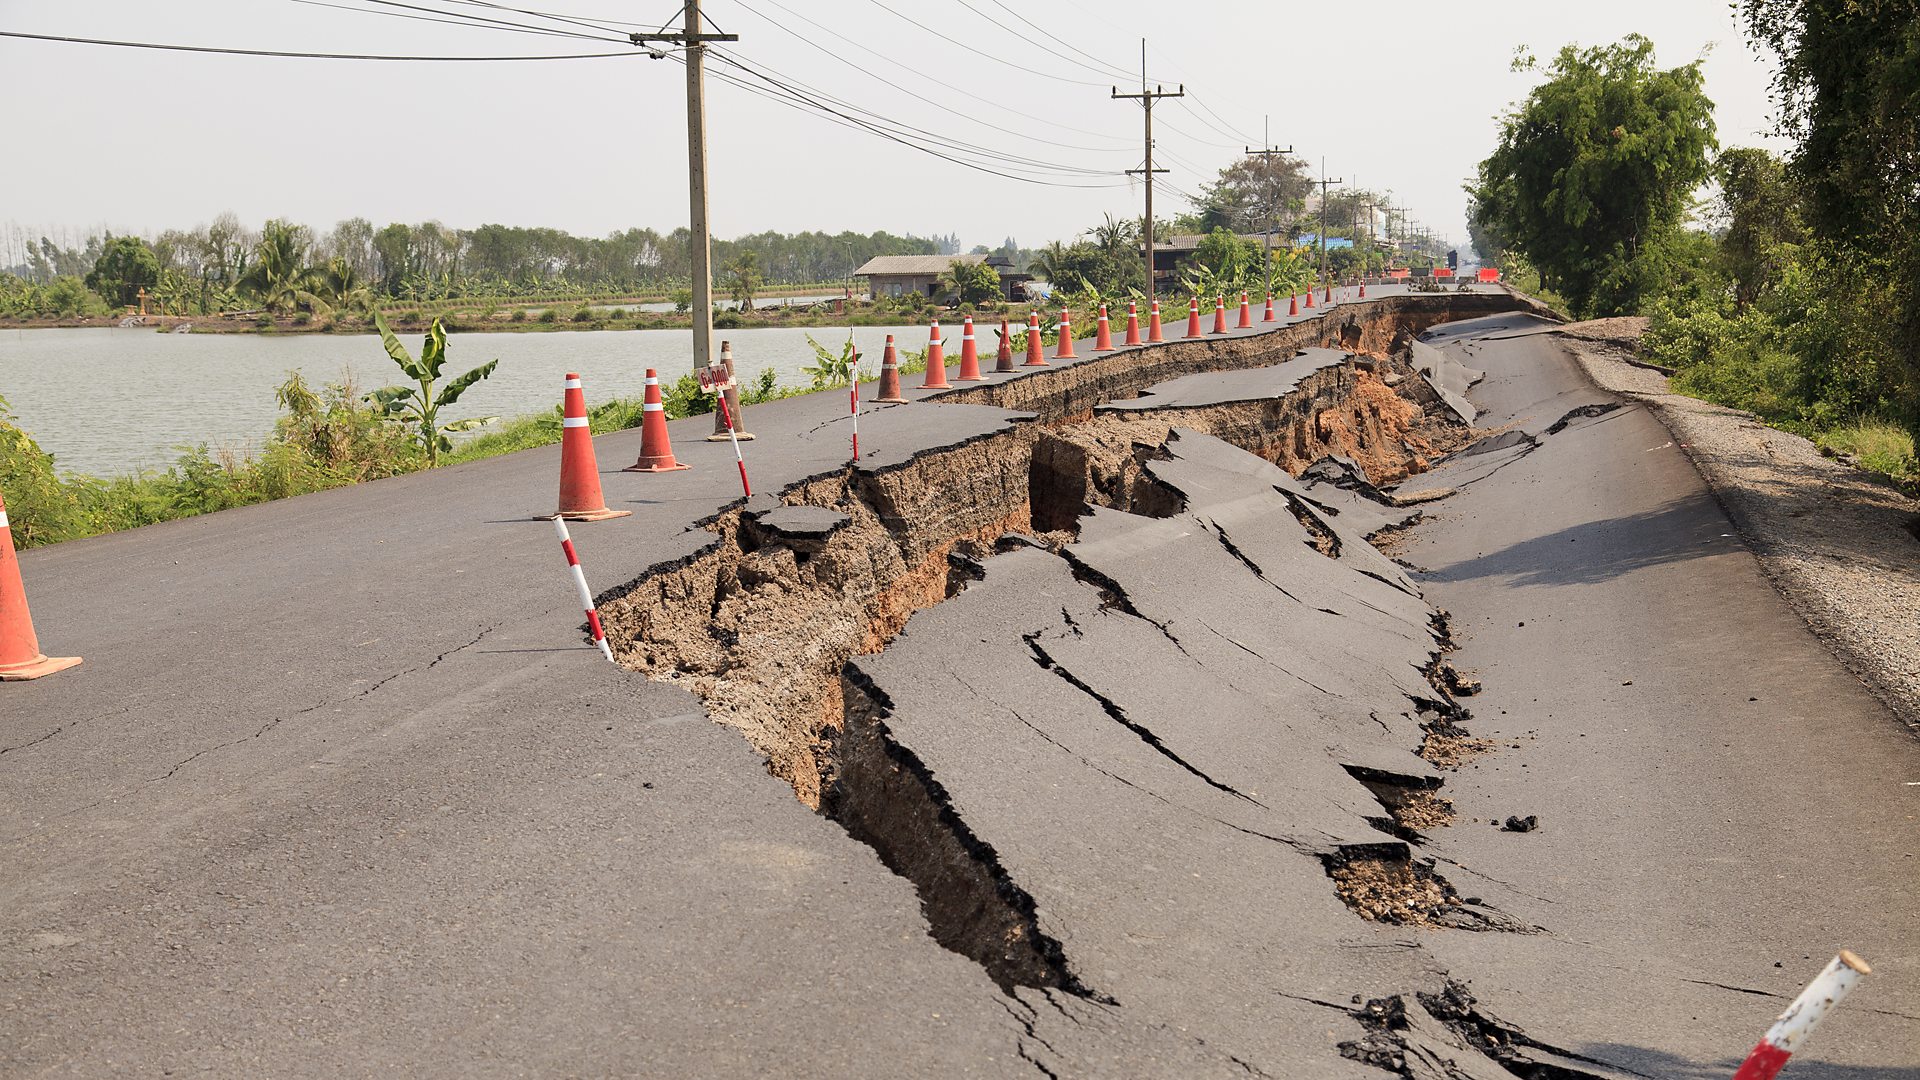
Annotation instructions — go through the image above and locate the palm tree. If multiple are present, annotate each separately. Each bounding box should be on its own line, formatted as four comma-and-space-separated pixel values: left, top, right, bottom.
1085, 213, 1136, 262
1029, 241, 1074, 288
316, 257, 373, 314
234, 220, 328, 314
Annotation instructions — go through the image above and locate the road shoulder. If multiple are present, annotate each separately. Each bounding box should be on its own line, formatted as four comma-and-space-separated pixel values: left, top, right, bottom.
1559, 322, 1920, 733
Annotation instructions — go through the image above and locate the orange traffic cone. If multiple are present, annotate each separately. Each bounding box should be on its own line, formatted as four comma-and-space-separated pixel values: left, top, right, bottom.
921, 320, 949, 389
994, 319, 1016, 372
1236, 291, 1252, 329
1304, 287, 1315, 310
1148, 299, 1165, 342
1023, 312, 1048, 366
874, 335, 908, 401
705, 340, 754, 442
1095, 305, 1114, 350
957, 316, 986, 381
1211, 295, 1229, 334
1289, 293, 1299, 316
1185, 297, 1202, 338
1262, 293, 1276, 322
1358, 281, 1367, 298
1324, 283, 1333, 304
1055, 308, 1077, 359
0, 490, 81, 681
1123, 301, 1142, 345
538, 372, 631, 517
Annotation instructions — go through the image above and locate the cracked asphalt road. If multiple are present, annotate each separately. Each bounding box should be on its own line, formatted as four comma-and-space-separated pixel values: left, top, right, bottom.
1406, 315, 1920, 1076
3, 291, 1912, 1077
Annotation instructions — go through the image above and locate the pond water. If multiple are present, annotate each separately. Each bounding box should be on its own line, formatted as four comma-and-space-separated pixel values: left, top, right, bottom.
0, 322, 922, 477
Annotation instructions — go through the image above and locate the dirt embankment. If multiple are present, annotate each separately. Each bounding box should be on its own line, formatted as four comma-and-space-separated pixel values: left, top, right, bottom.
592, 293, 1538, 987
597, 302, 1508, 804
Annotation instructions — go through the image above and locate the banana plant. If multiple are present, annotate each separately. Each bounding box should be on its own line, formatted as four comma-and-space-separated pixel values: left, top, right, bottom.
802, 333, 864, 388
369, 311, 498, 466
1264, 247, 1316, 296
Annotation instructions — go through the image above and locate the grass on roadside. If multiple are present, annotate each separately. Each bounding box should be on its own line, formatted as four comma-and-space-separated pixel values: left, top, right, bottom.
1815, 420, 1917, 486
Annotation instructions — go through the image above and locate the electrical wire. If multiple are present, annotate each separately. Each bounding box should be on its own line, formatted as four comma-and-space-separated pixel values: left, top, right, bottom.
285, 0, 604, 39
708, 47, 1119, 176
736, 0, 1133, 151
440, 0, 632, 38
861, 0, 1107, 87
352, 0, 625, 42
693, 52, 1129, 188
0, 28, 639, 61
976, 0, 1167, 84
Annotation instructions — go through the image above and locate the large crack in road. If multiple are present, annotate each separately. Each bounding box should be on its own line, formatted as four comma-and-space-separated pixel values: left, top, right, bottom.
591, 302, 1631, 1077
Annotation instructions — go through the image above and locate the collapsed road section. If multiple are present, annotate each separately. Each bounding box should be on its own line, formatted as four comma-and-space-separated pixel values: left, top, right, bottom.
593, 301, 1621, 1076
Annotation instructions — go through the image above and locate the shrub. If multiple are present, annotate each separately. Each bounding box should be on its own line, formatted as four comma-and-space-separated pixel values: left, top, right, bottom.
537, 308, 559, 324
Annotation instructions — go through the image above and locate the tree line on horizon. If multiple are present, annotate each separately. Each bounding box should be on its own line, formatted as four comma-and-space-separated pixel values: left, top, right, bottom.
0, 219, 992, 319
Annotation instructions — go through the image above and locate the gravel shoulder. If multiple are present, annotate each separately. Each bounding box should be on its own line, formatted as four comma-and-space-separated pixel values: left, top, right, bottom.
1558, 318, 1920, 733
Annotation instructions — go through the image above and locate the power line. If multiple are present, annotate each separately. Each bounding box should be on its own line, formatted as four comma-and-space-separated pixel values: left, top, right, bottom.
0, 29, 640, 61
1183, 93, 1260, 146
353, 0, 624, 41
1169, 98, 1251, 147
709, 47, 1120, 177
440, 0, 631, 37
285, 0, 605, 39
861, 0, 1107, 87
954, 0, 1136, 83
736, 0, 1133, 151
696, 52, 1129, 188
703, 64, 1128, 188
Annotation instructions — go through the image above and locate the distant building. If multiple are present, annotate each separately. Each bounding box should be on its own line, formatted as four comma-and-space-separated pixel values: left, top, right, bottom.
854, 253, 1028, 303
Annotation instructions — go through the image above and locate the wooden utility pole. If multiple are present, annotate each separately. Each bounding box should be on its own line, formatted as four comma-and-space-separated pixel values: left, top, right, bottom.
1242, 116, 1293, 283
1112, 41, 1181, 305
627, 2, 737, 376
1315, 158, 1344, 286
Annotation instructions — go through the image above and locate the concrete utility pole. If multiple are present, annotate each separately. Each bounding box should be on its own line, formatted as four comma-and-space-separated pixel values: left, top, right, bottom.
1242, 116, 1293, 285
1112, 40, 1181, 306
627, 1, 737, 377
1361, 198, 1377, 273
1315, 159, 1344, 286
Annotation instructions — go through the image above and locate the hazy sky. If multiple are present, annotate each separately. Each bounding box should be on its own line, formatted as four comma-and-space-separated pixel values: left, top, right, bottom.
1, 1, 1787, 253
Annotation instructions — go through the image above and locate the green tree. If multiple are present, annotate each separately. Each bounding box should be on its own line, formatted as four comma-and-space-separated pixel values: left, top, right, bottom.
936, 259, 1001, 304
85, 236, 161, 308
1184, 228, 1262, 293
235, 221, 328, 314
723, 251, 763, 311
1196, 154, 1312, 237
369, 311, 498, 466
1743, 0, 1920, 437
45, 276, 109, 317
1468, 35, 1716, 317
1714, 148, 1805, 309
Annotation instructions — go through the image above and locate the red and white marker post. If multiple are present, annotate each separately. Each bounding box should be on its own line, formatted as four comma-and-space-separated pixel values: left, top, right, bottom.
700, 364, 751, 498
552, 516, 614, 663
849, 363, 861, 464
1731, 951, 1871, 1080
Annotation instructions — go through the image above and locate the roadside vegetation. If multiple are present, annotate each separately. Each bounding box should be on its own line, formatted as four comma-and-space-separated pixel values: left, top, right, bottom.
1468, 11, 1919, 489
0, 324, 792, 550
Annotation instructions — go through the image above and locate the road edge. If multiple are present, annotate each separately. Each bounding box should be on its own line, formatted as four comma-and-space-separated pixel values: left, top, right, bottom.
1558, 330, 1920, 737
